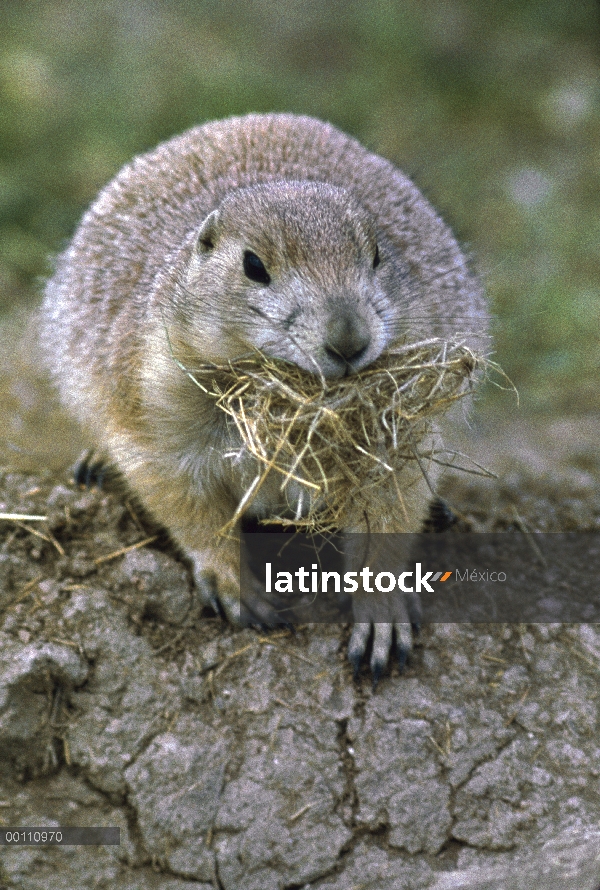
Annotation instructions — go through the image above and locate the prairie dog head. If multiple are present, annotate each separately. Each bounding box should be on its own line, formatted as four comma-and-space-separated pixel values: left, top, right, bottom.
177, 180, 413, 379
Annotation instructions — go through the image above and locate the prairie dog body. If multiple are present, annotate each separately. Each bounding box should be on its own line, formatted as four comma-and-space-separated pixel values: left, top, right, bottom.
42, 113, 487, 675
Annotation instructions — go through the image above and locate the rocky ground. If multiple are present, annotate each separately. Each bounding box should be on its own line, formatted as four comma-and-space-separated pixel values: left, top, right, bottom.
0, 425, 599, 889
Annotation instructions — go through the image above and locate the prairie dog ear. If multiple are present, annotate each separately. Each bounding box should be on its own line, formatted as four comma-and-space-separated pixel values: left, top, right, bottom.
195, 209, 220, 253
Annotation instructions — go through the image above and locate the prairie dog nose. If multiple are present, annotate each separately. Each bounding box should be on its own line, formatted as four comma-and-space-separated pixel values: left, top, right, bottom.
323, 312, 371, 373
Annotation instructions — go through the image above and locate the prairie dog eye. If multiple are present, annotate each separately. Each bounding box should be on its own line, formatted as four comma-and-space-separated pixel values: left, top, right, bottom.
373, 243, 380, 270
243, 251, 271, 285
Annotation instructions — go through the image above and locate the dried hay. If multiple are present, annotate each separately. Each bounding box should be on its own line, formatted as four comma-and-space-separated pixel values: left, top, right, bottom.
177, 338, 493, 535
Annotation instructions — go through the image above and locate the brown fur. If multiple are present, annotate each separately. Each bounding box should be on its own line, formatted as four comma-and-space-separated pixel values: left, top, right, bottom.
42, 113, 488, 671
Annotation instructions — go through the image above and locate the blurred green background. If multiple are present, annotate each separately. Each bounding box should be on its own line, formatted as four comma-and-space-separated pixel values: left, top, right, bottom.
1, 0, 599, 415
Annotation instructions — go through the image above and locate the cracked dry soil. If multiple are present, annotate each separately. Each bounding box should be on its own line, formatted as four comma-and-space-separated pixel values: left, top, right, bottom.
1, 435, 600, 889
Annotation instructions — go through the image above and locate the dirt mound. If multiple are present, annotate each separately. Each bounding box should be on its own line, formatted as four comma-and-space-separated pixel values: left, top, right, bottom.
0, 456, 599, 888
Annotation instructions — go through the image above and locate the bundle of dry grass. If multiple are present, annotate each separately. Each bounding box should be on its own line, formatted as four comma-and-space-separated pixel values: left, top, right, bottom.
182, 338, 488, 534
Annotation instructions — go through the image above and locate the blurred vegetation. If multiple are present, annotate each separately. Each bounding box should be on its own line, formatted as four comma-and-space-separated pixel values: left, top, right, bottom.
1, 0, 599, 413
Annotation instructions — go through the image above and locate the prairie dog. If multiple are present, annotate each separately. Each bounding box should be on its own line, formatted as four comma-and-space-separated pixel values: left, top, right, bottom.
42, 113, 487, 676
